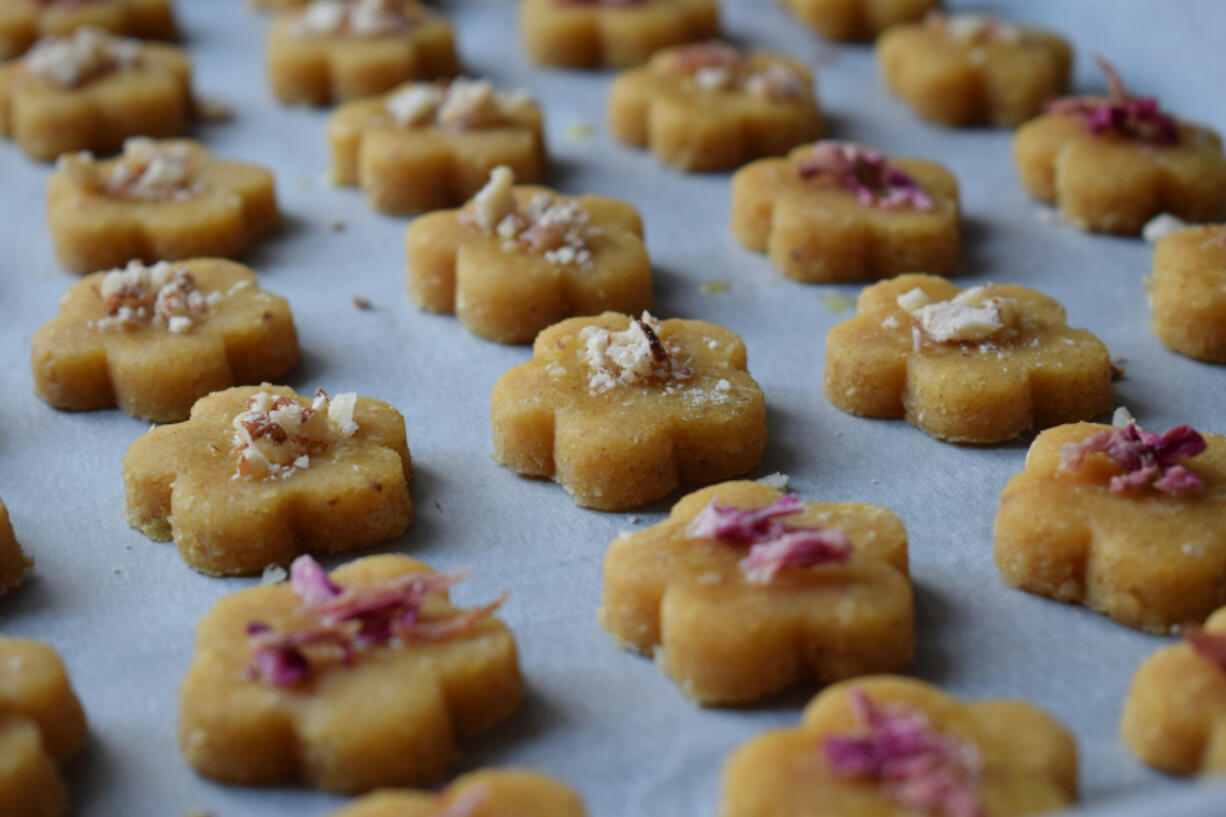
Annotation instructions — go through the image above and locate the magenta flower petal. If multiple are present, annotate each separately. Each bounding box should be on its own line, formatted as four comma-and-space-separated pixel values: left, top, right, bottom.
290, 555, 343, 607
1059, 422, 1206, 494
796, 141, 935, 212
1185, 625, 1226, 675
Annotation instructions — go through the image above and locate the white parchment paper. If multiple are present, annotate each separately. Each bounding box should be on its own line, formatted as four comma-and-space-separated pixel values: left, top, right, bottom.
1, 0, 1225, 814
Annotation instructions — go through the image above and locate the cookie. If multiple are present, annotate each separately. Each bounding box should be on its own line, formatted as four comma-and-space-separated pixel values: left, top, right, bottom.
1014, 57, 1226, 235
47, 138, 280, 273
0, 26, 192, 161
0, 637, 89, 817
994, 419, 1225, 634
267, 0, 459, 106
607, 41, 822, 171
1150, 223, 1226, 363
521, 0, 719, 69
1120, 607, 1226, 775
329, 78, 545, 215
720, 676, 1077, 817
123, 384, 413, 576
780, 0, 937, 42
730, 141, 959, 283
491, 311, 767, 510
179, 554, 522, 793
878, 13, 1072, 128
824, 274, 1114, 444
326, 769, 587, 817
406, 166, 652, 343
599, 480, 912, 705
0, 0, 178, 61
32, 258, 299, 422
0, 498, 31, 597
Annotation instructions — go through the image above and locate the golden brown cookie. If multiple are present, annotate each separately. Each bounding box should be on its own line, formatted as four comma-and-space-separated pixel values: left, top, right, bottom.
46, 138, 280, 273
824, 274, 1113, 443
406, 167, 652, 343
0, 498, 31, 597
730, 141, 959, 283
1150, 223, 1226, 363
0, 0, 178, 61
326, 769, 587, 817
720, 676, 1077, 817
123, 384, 413, 576
0, 637, 89, 817
599, 480, 912, 705
1120, 607, 1226, 775
607, 41, 822, 171
179, 554, 522, 793
31, 258, 299, 422
1014, 58, 1226, 235
491, 311, 767, 510
780, 0, 937, 42
521, 0, 719, 69
0, 26, 192, 161
329, 78, 545, 215
878, 13, 1071, 128
267, 0, 459, 106
994, 420, 1225, 634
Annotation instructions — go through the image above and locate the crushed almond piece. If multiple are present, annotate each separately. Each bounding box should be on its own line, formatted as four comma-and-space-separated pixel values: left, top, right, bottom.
927, 11, 1020, 45
467, 166, 596, 267
899, 286, 1021, 346
25, 26, 140, 88
59, 139, 200, 202
1142, 212, 1189, 243
292, 0, 426, 38
385, 78, 533, 130
580, 312, 691, 394
231, 389, 360, 481
666, 42, 808, 101
91, 260, 216, 333
352, 295, 373, 310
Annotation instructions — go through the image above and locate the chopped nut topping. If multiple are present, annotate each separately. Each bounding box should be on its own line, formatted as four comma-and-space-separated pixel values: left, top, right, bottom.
1185, 625, 1226, 676
58, 138, 200, 202
91, 260, 218, 333
385, 78, 534, 130
665, 42, 808, 101
1141, 212, 1189, 243
927, 12, 1020, 45
797, 141, 935, 211
25, 26, 140, 88
231, 389, 360, 481
467, 166, 596, 267
898, 286, 1021, 347
579, 312, 691, 394
1058, 422, 1207, 494
292, 0, 426, 38
1046, 56, 1178, 145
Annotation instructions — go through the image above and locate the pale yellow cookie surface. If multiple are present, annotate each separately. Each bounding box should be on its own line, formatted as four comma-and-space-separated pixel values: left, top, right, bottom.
599, 480, 913, 705
522, 0, 719, 69
327, 769, 587, 817
0, 498, 31, 597
1151, 224, 1226, 363
32, 258, 299, 422
780, 0, 937, 41
0, 0, 178, 61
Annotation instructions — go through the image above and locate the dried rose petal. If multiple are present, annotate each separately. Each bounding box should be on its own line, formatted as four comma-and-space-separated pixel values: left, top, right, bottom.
1058, 422, 1206, 494
825, 688, 985, 817
290, 554, 342, 607
1185, 625, 1226, 675
1046, 56, 1178, 145
797, 141, 934, 211
435, 786, 489, 817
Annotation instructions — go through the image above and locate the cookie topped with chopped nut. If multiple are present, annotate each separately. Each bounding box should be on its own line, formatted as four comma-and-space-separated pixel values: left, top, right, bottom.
0, 0, 178, 62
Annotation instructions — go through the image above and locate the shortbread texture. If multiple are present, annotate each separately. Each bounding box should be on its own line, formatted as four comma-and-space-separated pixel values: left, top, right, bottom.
0, 0, 178, 61
522, 0, 719, 70
0, 637, 88, 817
599, 481, 913, 705
406, 175, 652, 343
824, 274, 1113, 444
994, 422, 1226, 634
32, 258, 299, 422
608, 42, 823, 171
0, 27, 192, 161
878, 14, 1072, 127
1120, 606, 1226, 775
780, 0, 937, 41
491, 312, 767, 511
1151, 224, 1226, 363
720, 676, 1077, 817
179, 555, 523, 793
328, 769, 587, 817
267, 0, 459, 106
0, 498, 31, 597
329, 80, 545, 214
47, 138, 280, 273
123, 384, 413, 576
731, 142, 959, 283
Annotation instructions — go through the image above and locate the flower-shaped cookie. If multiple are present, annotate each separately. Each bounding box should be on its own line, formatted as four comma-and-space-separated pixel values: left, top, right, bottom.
0, 25, 192, 161
1120, 607, 1226, 775
328, 769, 587, 817
0, 498, 32, 597
47, 138, 280, 273
521, 0, 719, 69
406, 167, 652, 344
994, 420, 1226, 634
824, 274, 1114, 444
123, 384, 414, 576
781, 0, 937, 42
0, 0, 178, 61
1015, 58, 1226, 235
1151, 223, 1226, 363
32, 258, 299, 422
491, 311, 767, 510
179, 554, 522, 793
731, 141, 959, 283
599, 480, 913, 705
329, 78, 545, 215
0, 637, 88, 817
267, 0, 459, 106
608, 41, 822, 171
878, 13, 1072, 128
720, 676, 1077, 817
